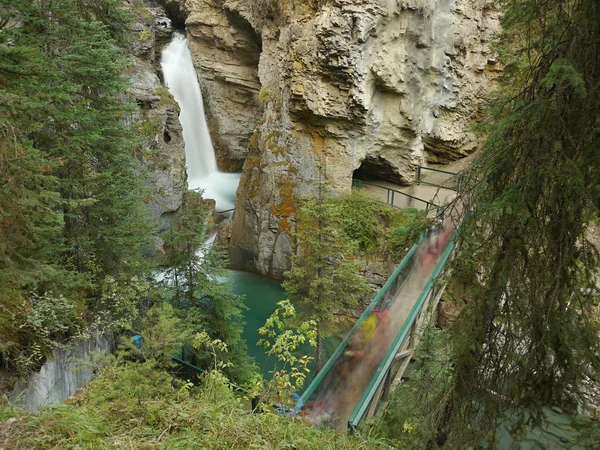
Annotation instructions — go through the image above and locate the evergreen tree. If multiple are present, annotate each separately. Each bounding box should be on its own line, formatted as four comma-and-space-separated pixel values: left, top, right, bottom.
162, 192, 213, 305
0, 0, 153, 372
161, 191, 254, 383
435, 0, 600, 445
283, 180, 369, 372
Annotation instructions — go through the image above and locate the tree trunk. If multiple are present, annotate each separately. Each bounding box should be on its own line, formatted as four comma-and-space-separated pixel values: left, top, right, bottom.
316, 328, 322, 374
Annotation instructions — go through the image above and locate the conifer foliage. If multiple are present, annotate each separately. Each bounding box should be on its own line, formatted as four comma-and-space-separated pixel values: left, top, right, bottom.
441, 0, 600, 445
0, 0, 153, 373
283, 181, 369, 372
160, 192, 253, 384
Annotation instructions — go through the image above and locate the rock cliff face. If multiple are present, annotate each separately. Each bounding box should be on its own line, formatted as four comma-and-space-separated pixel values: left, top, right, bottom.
128, 5, 187, 233
9, 333, 111, 411
178, 0, 500, 278
183, 0, 263, 171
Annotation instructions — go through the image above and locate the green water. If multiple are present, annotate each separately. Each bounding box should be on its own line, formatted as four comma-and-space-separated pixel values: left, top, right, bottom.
227, 270, 344, 380
227, 271, 286, 376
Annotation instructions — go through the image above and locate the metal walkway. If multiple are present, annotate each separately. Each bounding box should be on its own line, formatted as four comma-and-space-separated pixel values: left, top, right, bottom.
352, 165, 460, 214
299, 167, 461, 430
172, 166, 461, 430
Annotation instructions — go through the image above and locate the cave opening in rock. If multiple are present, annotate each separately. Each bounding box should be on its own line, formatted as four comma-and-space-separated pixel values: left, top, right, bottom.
353, 155, 404, 186
159, 0, 186, 30
163, 130, 171, 143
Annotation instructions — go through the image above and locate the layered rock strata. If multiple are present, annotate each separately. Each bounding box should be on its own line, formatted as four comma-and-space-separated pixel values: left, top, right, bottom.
184, 0, 263, 170
178, 0, 500, 278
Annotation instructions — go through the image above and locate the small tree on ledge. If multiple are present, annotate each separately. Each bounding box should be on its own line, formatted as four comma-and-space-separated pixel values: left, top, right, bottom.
283, 179, 369, 373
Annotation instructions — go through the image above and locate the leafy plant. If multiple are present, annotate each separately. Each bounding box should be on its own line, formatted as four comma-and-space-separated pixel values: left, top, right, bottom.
138, 29, 152, 42
283, 178, 369, 372
193, 331, 234, 400
255, 300, 317, 408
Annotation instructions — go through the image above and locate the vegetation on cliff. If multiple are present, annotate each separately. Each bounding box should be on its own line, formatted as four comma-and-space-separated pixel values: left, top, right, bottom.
378, 0, 600, 447
0, 0, 154, 375
0, 0, 253, 386
158, 191, 254, 384
283, 183, 370, 372
283, 184, 428, 371
0, 356, 383, 450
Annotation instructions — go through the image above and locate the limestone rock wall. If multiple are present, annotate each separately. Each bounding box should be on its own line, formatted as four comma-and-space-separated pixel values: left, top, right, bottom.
9, 333, 111, 411
183, 0, 263, 171
129, 5, 187, 233
178, 0, 500, 278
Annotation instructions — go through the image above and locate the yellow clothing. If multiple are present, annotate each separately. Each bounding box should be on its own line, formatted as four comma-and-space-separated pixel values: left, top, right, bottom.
359, 314, 378, 342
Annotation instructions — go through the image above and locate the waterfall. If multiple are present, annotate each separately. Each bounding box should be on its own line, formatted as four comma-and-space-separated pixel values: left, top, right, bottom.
161, 33, 241, 212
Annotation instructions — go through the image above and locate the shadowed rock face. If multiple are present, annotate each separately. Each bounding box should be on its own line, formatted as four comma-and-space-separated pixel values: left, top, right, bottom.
129, 5, 187, 238
175, 0, 500, 278
157, 0, 187, 29
353, 155, 407, 186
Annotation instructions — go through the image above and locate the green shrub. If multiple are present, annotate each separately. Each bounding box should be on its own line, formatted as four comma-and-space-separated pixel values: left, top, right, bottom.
338, 191, 395, 253
321, 190, 428, 261
389, 208, 430, 258
138, 29, 152, 41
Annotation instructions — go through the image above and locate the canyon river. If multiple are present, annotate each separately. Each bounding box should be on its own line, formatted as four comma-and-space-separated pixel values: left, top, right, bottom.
161, 33, 283, 376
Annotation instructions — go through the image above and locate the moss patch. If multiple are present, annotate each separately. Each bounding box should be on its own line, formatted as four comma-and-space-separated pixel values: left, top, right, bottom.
155, 87, 178, 109
271, 178, 298, 235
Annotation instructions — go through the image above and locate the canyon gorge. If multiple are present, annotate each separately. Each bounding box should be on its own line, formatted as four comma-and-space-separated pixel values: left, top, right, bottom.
166, 0, 500, 279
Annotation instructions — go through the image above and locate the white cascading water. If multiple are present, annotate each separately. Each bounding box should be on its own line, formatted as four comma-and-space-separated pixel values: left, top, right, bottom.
161, 33, 241, 212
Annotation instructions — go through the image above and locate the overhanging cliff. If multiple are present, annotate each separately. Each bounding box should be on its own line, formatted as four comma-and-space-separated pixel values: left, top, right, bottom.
178, 0, 500, 278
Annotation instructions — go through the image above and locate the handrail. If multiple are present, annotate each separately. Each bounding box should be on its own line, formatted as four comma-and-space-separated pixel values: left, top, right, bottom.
172, 357, 252, 395
418, 166, 457, 176
352, 178, 438, 210
298, 232, 426, 405
416, 166, 460, 191
348, 221, 462, 428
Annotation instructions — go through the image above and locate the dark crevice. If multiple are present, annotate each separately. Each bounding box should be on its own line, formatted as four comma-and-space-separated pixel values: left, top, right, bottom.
353, 155, 405, 186
163, 130, 171, 143
223, 8, 262, 65
157, 0, 186, 30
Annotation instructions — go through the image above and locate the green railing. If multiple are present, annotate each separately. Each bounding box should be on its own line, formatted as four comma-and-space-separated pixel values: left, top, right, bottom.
299, 232, 426, 407
172, 357, 252, 396
352, 179, 438, 211
416, 166, 461, 191
173, 356, 300, 413
348, 221, 461, 428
